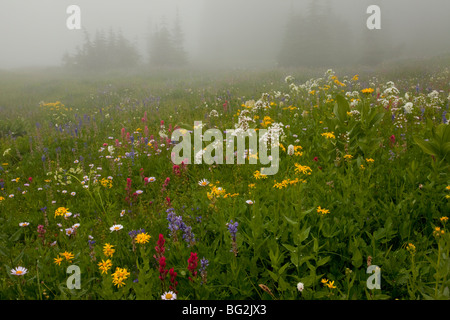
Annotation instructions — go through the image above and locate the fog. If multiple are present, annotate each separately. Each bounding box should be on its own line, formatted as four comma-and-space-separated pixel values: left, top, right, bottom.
1, 0, 450, 70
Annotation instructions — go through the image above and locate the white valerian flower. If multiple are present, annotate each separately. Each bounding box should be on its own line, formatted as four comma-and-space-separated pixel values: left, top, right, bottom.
3, 148, 11, 157
209, 109, 219, 117
297, 282, 304, 292
287, 144, 295, 156
403, 102, 414, 114
285, 75, 295, 84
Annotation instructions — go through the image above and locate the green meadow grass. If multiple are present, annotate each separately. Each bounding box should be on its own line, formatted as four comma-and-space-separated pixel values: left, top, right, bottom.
0, 64, 449, 300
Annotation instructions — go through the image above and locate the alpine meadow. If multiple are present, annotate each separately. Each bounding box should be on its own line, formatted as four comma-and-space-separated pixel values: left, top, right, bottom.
0, 0, 449, 301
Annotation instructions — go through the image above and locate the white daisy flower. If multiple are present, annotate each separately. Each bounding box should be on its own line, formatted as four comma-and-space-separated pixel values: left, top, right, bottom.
148, 177, 156, 182
65, 228, 75, 236
246, 200, 254, 205
110, 224, 123, 232
120, 210, 125, 217
161, 291, 177, 300
11, 266, 28, 276
19, 222, 30, 227
198, 179, 209, 187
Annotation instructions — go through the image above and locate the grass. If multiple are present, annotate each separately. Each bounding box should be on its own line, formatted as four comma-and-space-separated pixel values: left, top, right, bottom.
0, 62, 449, 300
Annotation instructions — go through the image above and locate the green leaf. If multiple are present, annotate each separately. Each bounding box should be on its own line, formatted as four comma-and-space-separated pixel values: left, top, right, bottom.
351, 249, 363, 268
316, 256, 331, 267
298, 226, 311, 244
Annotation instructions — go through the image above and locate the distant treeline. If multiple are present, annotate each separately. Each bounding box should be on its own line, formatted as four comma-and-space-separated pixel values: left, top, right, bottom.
63, 14, 188, 71
63, 1, 400, 70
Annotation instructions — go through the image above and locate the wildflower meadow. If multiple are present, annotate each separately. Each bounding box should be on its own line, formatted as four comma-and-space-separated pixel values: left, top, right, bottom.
0, 63, 449, 301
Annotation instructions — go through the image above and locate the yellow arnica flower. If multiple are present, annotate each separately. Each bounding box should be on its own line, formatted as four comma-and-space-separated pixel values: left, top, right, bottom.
326, 280, 337, 289
60, 251, 74, 261
111, 267, 130, 288
54, 257, 63, 266
294, 164, 312, 175
321, 132, 336, 139
366, 158, 375, 163
98, 259, 113, 274
103, 243, 115, 257
253, 170, 267, 180
433, 227, 445, 238
406, 243, 416, 255
440, 216, 448, 223
361, 88, 375, 94
317, 206, 330, 216
55, 207, 69, 218
344, 154, 353, 160
135, 232, 151, 244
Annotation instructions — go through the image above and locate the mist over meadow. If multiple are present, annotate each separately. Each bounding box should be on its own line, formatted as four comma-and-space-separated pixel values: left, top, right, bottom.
1, 0, 450, 71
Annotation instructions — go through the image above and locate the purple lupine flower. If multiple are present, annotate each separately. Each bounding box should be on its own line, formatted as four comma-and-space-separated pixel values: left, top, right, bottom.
182, 225, 195, 246
199, 257, 209, 285
226, 220, 239, 256
227, 220, 238, 241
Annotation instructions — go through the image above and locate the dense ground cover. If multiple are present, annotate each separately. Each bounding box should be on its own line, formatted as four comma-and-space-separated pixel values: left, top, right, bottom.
0, 62, 449, 300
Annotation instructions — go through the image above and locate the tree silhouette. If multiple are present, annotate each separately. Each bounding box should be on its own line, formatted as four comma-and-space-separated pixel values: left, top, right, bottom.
63, 29, 140, 71
147, 12, 188, 67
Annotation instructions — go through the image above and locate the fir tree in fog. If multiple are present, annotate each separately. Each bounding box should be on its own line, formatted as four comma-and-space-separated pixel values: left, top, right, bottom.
63, 29, 140, 71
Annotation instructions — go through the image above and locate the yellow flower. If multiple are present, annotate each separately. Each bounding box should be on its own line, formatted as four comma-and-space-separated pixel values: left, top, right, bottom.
2, 163, 8, 166
326, 280, 337, 289
60, 251, 74, 261
321, 278, 329, 285
321, 132, 336, 139
406, 243, 416, 255
103, 243, 115, 257
362, 88, 375, 94
55, 207, 69, 218
253, 170, 267, 180
344, 154, 353, 160
294, 164, 312, 175
135, 232, 151, 244
317, 206, 330, 216
98, 259, 113, 274
365, 158, 375, 163
440, 216, 448, 224
433, 227, 445, 238
446, 186, 450, 191
100, 178, 113, 188
352, 75, 359, 81
111, 267, 130, 288
54, 257, 63, 266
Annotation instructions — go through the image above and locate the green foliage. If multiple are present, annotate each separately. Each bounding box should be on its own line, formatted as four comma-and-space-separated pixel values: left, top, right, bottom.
0, 67, 449, 300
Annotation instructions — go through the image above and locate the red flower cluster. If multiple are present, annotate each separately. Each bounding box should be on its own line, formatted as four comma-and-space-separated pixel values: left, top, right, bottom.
187, 252, 199, 281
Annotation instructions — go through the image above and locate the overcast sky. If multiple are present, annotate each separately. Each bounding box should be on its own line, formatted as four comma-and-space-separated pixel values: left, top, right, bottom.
1, 0, 449, 69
